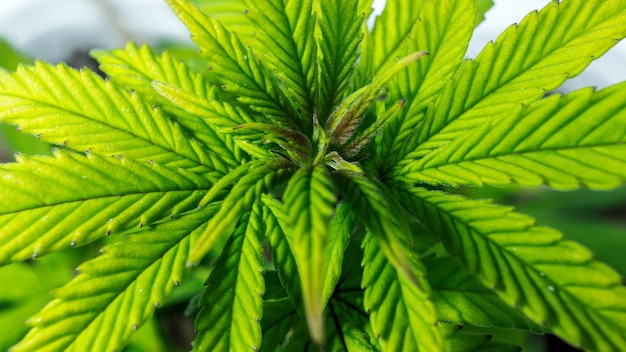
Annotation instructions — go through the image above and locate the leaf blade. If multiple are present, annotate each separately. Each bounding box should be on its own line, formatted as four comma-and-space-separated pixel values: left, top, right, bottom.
244, 0, 317, 120
426, 256, 543, 332
379, 0, 477, 167
189, 160, 283, 265
0, 150, 212, 264
11, 207, 217, 352
194, 204, 265, 351
0, 62, 218, 175
405, 0, 626, 161
165, 0, 295, 127
370, 0, 424, 74
362, 232, 443, 351
283, 166, 336, 344
315, 0, 363, 121
410, 187, 626, 351
261, 195, 303, 315
398, 83, 626, 190
92, 43, 243, 168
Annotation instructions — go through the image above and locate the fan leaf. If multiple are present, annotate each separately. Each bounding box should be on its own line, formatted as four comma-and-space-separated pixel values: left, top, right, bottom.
338, 170, 418, 285
405, 0, 626, 161
91, 43, 215, 107
0, 62, 219, 175
370, 0, 423, 74
283, 166, 336, 344
326, 295, 377, 351
315, 0, 363, 121
0, 150, 212, 264
425, 256, 543, 332
91, 43, 244, 167
410, 187, 626, 351
165, 0, 295, 127
192, 0, 260, 52
380, 0, 477, 167
259, 296, 298, 352
473, 0, 494, 25
244, 0, 317, 122
260, 195, 303, 314
398, 83, 626, 190
440, 323, 521, 352
325, 234, 377, 351
11, 206, 217, 352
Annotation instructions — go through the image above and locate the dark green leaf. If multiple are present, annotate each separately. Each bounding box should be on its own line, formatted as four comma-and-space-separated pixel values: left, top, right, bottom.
411, 187, 626, 351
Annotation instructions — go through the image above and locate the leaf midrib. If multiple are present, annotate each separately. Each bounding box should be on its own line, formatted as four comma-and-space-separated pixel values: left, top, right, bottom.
1, 91, 216, 173
0, 188, 210, 216
416, 141, 625, 170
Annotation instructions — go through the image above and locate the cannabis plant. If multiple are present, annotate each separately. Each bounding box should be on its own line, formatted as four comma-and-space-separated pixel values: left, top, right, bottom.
0, 0, 625, 350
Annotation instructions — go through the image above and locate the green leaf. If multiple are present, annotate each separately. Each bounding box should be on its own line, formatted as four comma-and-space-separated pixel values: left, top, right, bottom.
380, 0, 477, 167
189, 160, 283, 265
361, 232, 443, 351
0, 150, 212, 264
165, 0, 295, 127
244, 0, 317, 121
153, 80, 252, 129
11, 206, 218, 352
351, 23, 374, 92
370, 0, 423, 74
473, 0, 494, 25
410, 187, 626, 351
338, 170, 416, 284
325, 236, 377, 351
259, 297, 298, 352
191, 0, 259, 51
0, 62, 220, 175
281, 324, 316, 351
407, 0, 626, 160
91, 43, 243, 168
398, 83, 626, 190
283, 166, 336, 344
315, 0, 363, 121
512, 187, 626, 276
91, 43, 215, 106
321, 202, 355, 308
194, 204, 265, 351
425, 256, 543, 332
326, 296, 377, 351
260, 195, 358, 350
153, 79, 271, 160
261, 195, 303, 314
358, 0, 374, 18
440, 324, 522, 352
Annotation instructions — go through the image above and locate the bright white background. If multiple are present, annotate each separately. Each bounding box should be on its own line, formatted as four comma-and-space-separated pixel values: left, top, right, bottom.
0, 0, 624, 90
